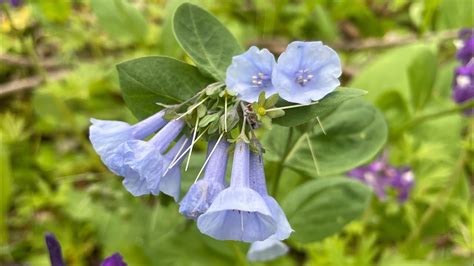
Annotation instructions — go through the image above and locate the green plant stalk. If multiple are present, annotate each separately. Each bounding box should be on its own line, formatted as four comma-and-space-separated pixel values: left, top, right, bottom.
271, 127, 294, 197
401, 100, 474, 131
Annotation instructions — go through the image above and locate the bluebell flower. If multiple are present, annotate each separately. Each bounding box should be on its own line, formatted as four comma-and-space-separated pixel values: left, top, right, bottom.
249, 151, 293, 240
179, 139, 230, 220
197, 141, 276, 242
456, 28, 474, 65
110, 119, 185, 196
272, 41, 342, 104
44, 233, 65, 266
101, 253, 127, 266
347, 154, 415, 203
226, 46, 277, 102
247, 238, 289, 262
89, 110, 167, 174
45, 233, 127, 266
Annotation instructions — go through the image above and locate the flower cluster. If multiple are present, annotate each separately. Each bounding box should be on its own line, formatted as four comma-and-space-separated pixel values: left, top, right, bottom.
89, 40, 344, 261
347, 154, 414, 203
453, 28, 474, 115
226, 41, 342, 104
45, 233, 127, 266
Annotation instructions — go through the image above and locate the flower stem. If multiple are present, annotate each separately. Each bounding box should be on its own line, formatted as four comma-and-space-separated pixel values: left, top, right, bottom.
400, 100, 474, 131
271, 127, 294, 196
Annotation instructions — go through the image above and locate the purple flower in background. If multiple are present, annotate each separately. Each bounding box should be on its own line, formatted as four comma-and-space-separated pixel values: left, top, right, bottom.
197, 140, 276, 242
111, 120, 186, 197
180, 139, 229, 220
453, 64, 474, 113
347, 155, 414, 203
0, 0, 22, 7
45, 233, 127, 266
89, 111, 167, 174
226, 46, 277, 102
44, 233, 65, 266
272, 41, 342, 104
247, 238, 289, 262
101, 253, 127, 266
249, 150, 293, 240
456, 28, 474, 65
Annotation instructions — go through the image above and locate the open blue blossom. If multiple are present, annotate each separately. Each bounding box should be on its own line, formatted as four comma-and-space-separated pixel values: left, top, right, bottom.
180, 139, 229, 220
110, 120, 185, 196
45, 233, 127, 266
272, 41, 342, 104
247, 238, 289, 262
89, 110, 167, 174
197, 140, 276, 242
453, 63, 474, 115
347, 154, 414, 203
249, 150, 293, 240
226, 46, 277, 102
456, 28, 474, 65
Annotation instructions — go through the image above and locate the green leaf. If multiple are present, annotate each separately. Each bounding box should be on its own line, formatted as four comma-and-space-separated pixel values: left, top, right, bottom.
408, 49, 437, 110
273, 87, 366, 127
117, 56, 213, 119
435, 0, 473, 30
282, 178, 371, 243
173, 3, 242, 81
0, 143, 11, 244
91, 0, 148, 44
264, 99, 387, 176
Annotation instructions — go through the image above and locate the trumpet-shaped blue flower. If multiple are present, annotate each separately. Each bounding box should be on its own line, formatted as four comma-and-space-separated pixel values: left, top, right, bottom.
272, 41, 342, 104
197, 141, 276, 242
111, 120, 185, 196
101, 253, 127, 266
226, 46, 277, 102
247, 238, 289, 262
89, 111, 167, 174
180, 139, 230, 220
249, 151, 293, 240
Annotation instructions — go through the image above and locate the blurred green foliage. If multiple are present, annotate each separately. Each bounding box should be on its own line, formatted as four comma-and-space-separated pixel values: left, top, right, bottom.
0, 0, 472, 265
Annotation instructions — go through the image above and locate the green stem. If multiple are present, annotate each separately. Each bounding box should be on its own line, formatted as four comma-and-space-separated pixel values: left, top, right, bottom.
271, 127, 294, 196
401, 100, 474, 131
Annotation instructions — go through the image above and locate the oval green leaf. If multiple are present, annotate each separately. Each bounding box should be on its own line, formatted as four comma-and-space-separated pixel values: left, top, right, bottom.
117, 56, 213, 119
173, 3, 242, 81
282, 177, 371, 243
273, 87, 367, 127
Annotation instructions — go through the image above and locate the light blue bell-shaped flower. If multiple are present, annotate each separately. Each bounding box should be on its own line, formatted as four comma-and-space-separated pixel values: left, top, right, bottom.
247, 238, 289, 262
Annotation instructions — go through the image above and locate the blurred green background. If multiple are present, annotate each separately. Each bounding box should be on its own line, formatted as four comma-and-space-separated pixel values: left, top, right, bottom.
0, 0, 472, 265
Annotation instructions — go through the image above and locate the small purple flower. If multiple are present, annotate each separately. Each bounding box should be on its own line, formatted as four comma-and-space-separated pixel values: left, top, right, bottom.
249, 150, 293, 240
347, 155, 415, 203
197, 140, 276, 242
45, 233, 127, 266
0, 0, 22, 7
179, 139, 229, 220
452, 63, 474, 114
89, 111, 167, 174
101, 253, 127, 266
456, 29, 474, 65
111, 120, 186, 197
226, 46, 277, 102
247, 238, 289, 262
272, 41, 342, 104
44, 233, 65, 266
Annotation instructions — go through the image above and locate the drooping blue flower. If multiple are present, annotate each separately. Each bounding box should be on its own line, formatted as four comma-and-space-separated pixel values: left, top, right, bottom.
226, 46, 277, 102
45, 233, 127, 266
179, 139, 230, 220
249, 150, 293, 240
456, 28, 474, 65
197, 141, 276, 242
247, 238, 289, 262
272, 41, 342, 104
89, 110, 167, 174
101, 253, 127, 266
44, 233, 65, 266
347, 154, 415, 203
110, 120, 185, 196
